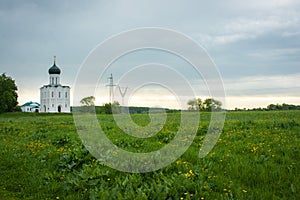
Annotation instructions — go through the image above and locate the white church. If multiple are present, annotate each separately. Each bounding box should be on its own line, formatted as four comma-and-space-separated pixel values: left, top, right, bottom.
40, 56, 70, 113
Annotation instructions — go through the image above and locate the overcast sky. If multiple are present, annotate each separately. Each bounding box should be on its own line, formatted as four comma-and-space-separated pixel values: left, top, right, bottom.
1, 0, 300, 109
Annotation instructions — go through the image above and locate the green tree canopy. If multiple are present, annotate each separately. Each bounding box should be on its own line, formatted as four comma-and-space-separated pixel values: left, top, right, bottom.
187, 97, 222, 111
187, 98, 198, 110
103, 101, 120, 114
0, 73, 18, 113
80, 96, 95, 106
203, 98, 222, 111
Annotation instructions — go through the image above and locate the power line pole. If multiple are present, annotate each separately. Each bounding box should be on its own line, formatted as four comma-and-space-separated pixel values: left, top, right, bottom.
118, 86, 128, 106
106, 74, 116, 104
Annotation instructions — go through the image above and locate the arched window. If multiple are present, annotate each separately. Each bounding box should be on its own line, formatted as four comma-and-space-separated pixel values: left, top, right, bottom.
51, 91, 54, 98
59, 92, 61, 98
56, 77, 58, 84
52, 77, 54, 84
65, 92, 67, 98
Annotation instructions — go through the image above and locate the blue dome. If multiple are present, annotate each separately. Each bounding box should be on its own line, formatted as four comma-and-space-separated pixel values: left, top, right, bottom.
48, 60, 61, 74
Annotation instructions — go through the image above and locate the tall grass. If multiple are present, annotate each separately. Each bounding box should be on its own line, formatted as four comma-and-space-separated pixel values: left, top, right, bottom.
0, 111, 299, 199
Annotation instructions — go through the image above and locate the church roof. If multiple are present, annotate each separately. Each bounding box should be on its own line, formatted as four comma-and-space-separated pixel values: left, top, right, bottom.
21, 101, 40, 107
40, 85, 70, 89
48, 56, 61, 74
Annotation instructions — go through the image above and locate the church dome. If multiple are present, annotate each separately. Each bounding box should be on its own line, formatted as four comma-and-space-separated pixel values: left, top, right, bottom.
48, 64, 61, 74
48, 56, 61, 74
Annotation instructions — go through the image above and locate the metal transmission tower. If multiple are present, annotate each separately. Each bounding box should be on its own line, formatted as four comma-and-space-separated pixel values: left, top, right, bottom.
106, 74, 116, 104
118, 86, 128, 106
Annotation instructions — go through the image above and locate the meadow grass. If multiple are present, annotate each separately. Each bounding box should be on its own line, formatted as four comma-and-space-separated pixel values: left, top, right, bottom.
0, 111, 299, 199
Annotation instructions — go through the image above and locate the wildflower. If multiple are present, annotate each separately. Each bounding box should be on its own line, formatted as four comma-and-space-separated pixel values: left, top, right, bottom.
185, 169, 194, 178
242, 189, 247, 193
252, 146, 258, 153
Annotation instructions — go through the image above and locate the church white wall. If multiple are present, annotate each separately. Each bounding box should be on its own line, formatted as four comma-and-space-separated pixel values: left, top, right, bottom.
40, 86, 70, 113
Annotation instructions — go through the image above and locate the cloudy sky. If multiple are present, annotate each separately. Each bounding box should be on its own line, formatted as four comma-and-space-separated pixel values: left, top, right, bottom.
1, 0, 300, 109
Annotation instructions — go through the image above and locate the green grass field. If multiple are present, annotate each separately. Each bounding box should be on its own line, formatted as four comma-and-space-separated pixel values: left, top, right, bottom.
0, 111, 299, 199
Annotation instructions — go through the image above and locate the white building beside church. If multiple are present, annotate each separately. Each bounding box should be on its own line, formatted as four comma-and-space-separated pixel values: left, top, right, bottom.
21, 101, 40, 112
40, 56, 70, 113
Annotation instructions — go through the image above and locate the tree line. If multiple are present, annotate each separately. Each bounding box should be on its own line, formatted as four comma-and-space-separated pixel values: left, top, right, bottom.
234, 103, 300, 111
78, 97, 171, 114
267, 103, 300, 111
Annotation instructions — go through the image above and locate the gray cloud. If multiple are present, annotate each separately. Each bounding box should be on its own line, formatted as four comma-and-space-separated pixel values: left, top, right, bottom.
0, 0, 300, 107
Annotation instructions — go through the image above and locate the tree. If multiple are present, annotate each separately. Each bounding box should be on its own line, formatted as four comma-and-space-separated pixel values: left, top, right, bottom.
197, 98, 204, 111
267, 104, 277, 110
187, 98, 222, 111
103, 101, 120, 114
0, 73, 19, 113
187, 98, 198, 110
203, 98, 222, 111
80, 96, 95, 106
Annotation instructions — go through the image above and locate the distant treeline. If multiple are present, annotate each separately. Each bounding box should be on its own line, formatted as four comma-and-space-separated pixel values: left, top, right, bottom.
232, 103, 300, 111
72, 106, 180, 114
72, 103, 300, 114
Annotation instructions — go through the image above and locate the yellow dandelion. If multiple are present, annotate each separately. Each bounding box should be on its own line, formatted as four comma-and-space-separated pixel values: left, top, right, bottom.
242, 189, 247, 193
252, 146, 258, 153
